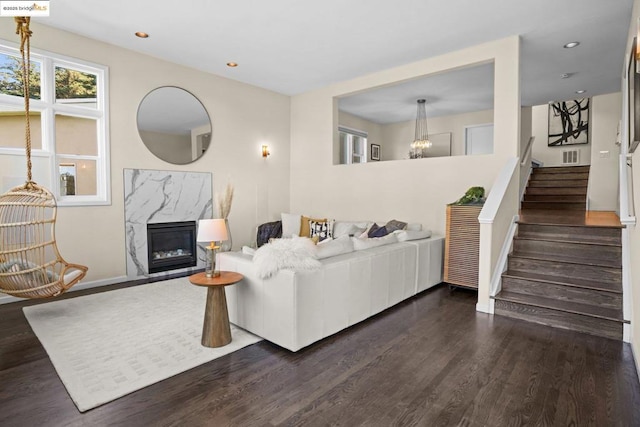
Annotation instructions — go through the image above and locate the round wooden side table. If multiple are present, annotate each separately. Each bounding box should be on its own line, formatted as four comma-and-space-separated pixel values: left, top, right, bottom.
189, 271, 244, 348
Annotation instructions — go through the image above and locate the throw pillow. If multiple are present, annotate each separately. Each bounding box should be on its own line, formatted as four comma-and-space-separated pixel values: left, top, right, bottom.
333, 221, 370, 238
385, 219, 408, 233
367, 223, 389, 238
242, 246, 256, 256
300, 216, 326, 237
281, 213, 301, 237
309, 219, 334, 242
345, 225, 366, 237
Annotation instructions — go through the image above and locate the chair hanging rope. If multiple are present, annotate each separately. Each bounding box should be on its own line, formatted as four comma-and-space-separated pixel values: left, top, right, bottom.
16, 17, 34, 185
0, 17, 88, 299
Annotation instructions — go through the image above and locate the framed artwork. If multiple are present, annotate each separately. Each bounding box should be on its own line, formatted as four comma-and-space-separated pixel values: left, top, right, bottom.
548, 98, 590, 146
371, 144, 380, 161
628, 37, 640, 154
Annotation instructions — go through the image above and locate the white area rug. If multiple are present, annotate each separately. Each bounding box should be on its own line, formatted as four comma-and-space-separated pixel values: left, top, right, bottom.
23, 277, 262, 412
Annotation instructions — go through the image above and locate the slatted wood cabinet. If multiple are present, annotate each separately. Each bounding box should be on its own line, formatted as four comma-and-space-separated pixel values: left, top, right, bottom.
444, 204, 483, 289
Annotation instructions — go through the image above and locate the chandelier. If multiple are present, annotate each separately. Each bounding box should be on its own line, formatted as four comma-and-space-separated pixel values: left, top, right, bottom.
410, 99, 432, 153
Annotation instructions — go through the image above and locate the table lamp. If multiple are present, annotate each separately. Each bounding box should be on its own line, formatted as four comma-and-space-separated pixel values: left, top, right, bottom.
197, 218, 229, 278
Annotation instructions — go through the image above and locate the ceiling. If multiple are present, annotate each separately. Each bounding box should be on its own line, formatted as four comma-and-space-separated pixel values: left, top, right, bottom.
339, 63, 495, 124
34, 0, 633, 118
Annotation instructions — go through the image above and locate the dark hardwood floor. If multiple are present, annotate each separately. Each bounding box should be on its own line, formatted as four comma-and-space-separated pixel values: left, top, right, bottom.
1, 281, 639, 426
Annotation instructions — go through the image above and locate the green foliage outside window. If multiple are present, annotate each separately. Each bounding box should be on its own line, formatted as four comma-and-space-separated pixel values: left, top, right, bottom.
0, 53, 97, 100
55, 67, 97, 100
0, 55, 41, 99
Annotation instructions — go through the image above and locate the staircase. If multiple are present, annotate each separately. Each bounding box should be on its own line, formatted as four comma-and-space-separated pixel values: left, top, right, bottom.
493, 165, 626, 340
521, 165, 588, 210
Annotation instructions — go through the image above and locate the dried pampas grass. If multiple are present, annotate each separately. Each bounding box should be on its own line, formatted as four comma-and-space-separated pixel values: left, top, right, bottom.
216, 182, 234, 219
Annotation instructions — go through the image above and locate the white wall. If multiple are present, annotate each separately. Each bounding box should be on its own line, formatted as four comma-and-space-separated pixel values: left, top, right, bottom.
530, 93, 621, 210
589, 92, 622, 211
531, 103, 592, 166
290, 37, 520, 236
382, 109, 494, 160
0, 23, 291, 285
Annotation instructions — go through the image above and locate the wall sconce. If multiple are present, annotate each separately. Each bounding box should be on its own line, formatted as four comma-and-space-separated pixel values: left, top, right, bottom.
262, 145, 270, 158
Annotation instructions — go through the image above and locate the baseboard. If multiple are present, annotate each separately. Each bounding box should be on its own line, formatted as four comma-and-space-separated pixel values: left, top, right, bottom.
0, 275, 128, 305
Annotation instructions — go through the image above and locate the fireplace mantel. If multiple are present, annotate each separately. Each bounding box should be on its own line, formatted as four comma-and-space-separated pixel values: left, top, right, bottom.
123, 169, 213, 279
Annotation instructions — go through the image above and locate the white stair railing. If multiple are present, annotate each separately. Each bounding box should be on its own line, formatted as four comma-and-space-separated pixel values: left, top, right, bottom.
477, 157, 520, 314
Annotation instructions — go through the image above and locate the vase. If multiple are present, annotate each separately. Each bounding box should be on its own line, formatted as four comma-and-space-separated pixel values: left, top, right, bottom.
220, 219, 232, 252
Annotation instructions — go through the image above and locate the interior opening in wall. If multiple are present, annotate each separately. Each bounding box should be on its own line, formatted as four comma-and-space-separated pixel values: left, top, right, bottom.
333, 61, 495, 164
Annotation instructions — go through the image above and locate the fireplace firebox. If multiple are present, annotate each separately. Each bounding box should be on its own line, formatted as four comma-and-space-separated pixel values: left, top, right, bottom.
147, 221, 197, 274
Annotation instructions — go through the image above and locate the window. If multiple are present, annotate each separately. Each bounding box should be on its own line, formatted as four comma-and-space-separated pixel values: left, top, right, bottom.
339, 127, 367, 164
0, 41, 109, 206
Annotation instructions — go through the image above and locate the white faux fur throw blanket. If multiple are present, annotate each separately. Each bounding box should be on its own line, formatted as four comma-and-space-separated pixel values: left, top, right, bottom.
253, 236, 321, 279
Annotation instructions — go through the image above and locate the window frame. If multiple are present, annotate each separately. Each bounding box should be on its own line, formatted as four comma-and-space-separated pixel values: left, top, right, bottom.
0, 39, 110, 206
338, 126, 368, 165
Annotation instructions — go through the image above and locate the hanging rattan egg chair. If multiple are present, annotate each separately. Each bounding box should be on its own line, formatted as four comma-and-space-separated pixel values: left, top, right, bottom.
0, 17, 88, 299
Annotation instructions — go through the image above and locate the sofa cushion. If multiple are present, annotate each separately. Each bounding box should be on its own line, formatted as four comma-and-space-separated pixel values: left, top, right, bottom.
316, 235, 354, 259
395, 229, 432, 241
352, 233, 398, 250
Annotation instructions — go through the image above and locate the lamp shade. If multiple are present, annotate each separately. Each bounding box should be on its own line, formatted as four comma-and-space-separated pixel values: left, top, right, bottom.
197, 218, 228, 242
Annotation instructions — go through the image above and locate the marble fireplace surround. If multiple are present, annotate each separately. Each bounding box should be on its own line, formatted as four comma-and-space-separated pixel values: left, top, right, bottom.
124, 169, 213, 279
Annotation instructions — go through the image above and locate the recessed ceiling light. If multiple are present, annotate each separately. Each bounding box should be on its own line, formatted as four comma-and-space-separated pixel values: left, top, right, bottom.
226, 62, 238, 68
135, 32, 149, 38
575, 89, 586, 94
563, 41, 580, 48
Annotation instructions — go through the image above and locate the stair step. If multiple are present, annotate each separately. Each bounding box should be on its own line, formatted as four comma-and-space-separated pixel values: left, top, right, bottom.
521, 201, 585, 210
528, 179, 588, 188
494, 291, 624, 322
513, 238, 621, 263
508, 255, 621, 284
512, 250, 620, 268
524, 194, 586, 202
533, 166, 590, 174
531, 172, 590, 181
526, 186, 587, 195
494, 294, 623, 340
502, 270, 622, 293
501, 273, 622, 309
517, 223, 622, 245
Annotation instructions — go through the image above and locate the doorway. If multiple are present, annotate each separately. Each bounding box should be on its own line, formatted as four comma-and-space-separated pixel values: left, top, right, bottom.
465, 124, 494, 155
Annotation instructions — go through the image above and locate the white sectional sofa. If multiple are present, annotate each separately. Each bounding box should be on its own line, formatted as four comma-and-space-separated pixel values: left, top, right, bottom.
218, 235, 444, 351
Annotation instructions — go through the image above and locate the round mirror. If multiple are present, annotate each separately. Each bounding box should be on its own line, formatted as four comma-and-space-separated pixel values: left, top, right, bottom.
137, 86, 212, 164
